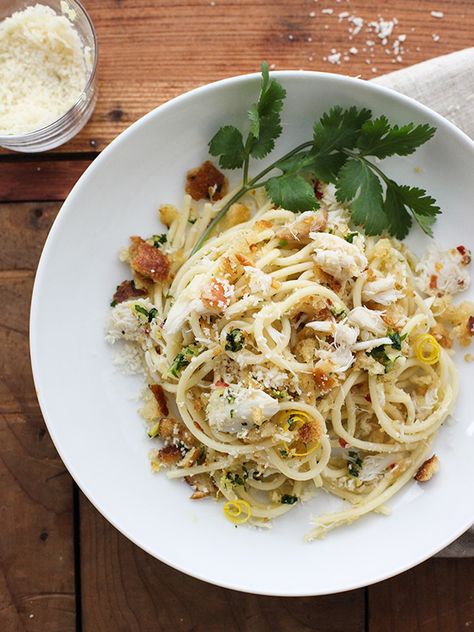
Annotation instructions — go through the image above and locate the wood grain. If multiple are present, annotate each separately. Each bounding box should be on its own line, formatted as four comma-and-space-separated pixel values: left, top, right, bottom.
80, 494, 366, 632
368, 557, 474, 631
0, 412, 75, 632
2, 0, 472, 156
0, 202, 59, 271
1, 2, 473, 630
0, 160, 93, 202
0, 202, 75, 632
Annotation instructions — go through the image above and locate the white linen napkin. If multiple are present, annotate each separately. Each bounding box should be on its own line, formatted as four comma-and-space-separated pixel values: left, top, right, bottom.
371, 48, 474, 558
371, 47, 474, 138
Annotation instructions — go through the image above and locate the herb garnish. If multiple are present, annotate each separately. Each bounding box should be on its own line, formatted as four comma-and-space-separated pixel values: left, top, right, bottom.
134, 304, 158, 322
169, 344, 201, 377
369, 330, 406, 371
347, 450, 363, 478
281, 494, 298, 505
388, 330, 407, 351
191, 62, 439, 253
225, 328, 245, 352
344, 232, 359, 244
223, 470, 248, 487
152, 234, 167, 248
269, 388, 287, 400
369, 345, 394, 371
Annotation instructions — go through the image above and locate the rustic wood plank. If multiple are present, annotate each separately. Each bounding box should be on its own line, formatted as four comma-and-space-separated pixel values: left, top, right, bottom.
0, 200, 75, 632
0, 273, 38, 415
0, 203, 60, 413
0, 412, 76, 632
0, 202, 59, 271
1, 0, 472, 156
368, 557, 474, 631
80, 493, 366, 632
0, 160, 93, 202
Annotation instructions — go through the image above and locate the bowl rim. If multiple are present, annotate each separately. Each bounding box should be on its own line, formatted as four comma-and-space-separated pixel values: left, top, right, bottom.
0, 0, 98, 141
30, 69, 474, 596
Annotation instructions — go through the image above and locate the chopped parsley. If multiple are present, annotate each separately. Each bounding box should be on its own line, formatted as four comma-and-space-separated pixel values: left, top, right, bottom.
223, 470, 248, 487
347, 451, 363, 478
110, 300, 117, 307
134, 304, 158, 322
152, 233, 167, 248
188, 217, 197, 224
169, 344, 201, 377
344, 232, 359, 243
269, 388, 287, 400
279, 448, 289, 458
278, 238, 288, 248
388, 330, 407, 351
369, 345, 396, 372
225, 328, 245, 352
281, 494, 298, 505
369, 331, 406, 371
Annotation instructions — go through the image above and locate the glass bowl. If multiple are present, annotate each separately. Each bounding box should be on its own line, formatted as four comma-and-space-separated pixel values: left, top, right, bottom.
0, 0, 98, 153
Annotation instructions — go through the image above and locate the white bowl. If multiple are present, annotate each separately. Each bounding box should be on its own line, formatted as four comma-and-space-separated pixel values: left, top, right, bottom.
30, 71, 474, 596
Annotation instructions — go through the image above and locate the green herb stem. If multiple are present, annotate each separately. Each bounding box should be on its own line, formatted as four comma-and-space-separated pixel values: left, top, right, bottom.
190, 141, 314, 255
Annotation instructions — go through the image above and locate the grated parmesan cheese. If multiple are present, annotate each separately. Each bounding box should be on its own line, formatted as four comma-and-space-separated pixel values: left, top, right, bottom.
0, 4, 90, 135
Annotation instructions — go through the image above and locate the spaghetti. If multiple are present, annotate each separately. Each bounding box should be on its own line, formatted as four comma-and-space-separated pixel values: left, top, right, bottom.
107, 179, 473, 540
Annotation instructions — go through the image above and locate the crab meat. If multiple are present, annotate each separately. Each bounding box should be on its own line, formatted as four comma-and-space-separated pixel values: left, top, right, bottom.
310, 232, 368, 281
362, 274, 404, 305
347, 306, 386, 335
206, 384, 279, 434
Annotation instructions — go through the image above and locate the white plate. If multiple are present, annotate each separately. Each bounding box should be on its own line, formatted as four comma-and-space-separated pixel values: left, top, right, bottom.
30, 71, 474, 596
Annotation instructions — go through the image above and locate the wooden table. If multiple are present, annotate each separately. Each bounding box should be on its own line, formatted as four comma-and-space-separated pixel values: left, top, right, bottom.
1, 1, 473, 630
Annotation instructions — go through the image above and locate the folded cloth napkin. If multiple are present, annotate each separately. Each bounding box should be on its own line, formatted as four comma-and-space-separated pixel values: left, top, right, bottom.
372, 47, 474, 138
371, 48, 474, 558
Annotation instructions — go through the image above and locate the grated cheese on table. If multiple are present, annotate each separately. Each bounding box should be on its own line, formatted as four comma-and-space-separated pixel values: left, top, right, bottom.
0, 4, 90, 135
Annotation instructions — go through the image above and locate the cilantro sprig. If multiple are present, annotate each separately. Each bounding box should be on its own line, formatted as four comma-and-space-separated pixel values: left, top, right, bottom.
191, 62, 439, 254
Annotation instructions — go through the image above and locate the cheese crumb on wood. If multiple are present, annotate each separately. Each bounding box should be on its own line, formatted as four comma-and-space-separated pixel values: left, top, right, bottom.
0, 4, 90, 135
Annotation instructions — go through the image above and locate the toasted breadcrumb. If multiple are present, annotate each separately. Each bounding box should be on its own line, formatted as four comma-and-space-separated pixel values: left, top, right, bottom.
415, 455, 439, 482
149, 384, 169, 416
222, 203, 250, 230
159, 204, 179, 227
186, 160, 228, 201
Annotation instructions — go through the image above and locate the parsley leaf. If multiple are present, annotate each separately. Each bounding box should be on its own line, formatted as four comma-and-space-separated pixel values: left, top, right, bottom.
247, 62, 286, 159
357, 116, 436, 158
336, 159, 388, 234
382, 181, 440, 238
396, 185, 441, 237
208, 62, 285, 170
250, 112, 282, 159
209, 125, 245, 169
383, 181, 413, 239
265, 174, 319, 212
193, 63, 441, 254
309, 151, 348, 183
313, 106, 372, 154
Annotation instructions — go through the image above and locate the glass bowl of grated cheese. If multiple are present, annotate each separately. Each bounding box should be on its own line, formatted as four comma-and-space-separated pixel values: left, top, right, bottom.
0, 0, 98, 152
